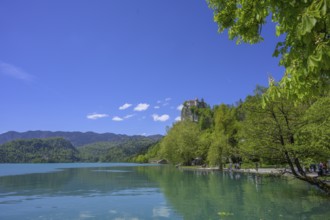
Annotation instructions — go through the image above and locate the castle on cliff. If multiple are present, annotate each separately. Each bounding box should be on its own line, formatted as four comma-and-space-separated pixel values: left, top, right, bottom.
181, 98, 207, 122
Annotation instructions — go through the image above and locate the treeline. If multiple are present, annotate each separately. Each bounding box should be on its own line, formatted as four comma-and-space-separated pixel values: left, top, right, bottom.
136, 86, 330, 192
0, 130, 163, 147
0, 137, 159, 163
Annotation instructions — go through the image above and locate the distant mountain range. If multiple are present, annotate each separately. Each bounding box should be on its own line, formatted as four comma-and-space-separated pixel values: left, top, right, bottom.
0, 131, 163, 163
0, 131, 163, 147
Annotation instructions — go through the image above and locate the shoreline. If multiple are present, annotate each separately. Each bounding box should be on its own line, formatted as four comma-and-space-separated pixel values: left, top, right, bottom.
178, 166, 321, 178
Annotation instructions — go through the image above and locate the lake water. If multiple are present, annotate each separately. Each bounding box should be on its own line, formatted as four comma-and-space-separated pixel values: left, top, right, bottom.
0, 163, 329, 220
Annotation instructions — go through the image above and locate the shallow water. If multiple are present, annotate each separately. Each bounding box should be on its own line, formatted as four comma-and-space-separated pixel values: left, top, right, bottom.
0, 163, 329, 219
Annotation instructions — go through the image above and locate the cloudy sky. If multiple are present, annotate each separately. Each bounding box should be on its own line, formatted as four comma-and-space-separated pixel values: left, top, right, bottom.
0, 0, 284, 135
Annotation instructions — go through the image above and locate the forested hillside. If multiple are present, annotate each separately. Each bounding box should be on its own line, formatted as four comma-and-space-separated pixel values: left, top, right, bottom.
0, 138, 79, 163
79, 137, 158, 162
0, 131, 162, 147
0, 133, 162, 163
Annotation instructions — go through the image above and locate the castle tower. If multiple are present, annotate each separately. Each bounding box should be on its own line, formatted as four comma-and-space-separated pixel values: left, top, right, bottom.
181, 98, 207, 122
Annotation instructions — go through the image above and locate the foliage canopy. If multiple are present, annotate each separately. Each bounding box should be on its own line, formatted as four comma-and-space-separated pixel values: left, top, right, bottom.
207, 0, 330, 100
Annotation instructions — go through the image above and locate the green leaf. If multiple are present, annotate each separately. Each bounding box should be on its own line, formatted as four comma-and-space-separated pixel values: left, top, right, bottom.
301, 15, 317, 35
308, 52, 322, 69
320, 0, 327, 16
275, 25, 281, 36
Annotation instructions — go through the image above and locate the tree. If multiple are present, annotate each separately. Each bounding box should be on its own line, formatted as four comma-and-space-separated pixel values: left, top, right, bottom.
215, 104, 239, 156
240, 87, 330, 193
198, 130, 213, 163
207, 0, 330, 100
207, 132, 228, 169
160, 121, 201, 165
197, 107, 214, 130
295, 95, 330, 163
239, 90, 289, 166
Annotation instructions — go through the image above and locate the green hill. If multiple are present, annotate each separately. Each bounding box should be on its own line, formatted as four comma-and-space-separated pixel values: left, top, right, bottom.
0, 132, 163, 163
0, 138, 79, 163
0, 130, 162, 147
79, 137, 159, 162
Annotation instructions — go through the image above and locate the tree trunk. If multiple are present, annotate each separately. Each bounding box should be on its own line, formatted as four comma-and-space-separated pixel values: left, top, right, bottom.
294, 158, 306, 176
295, 174, 330, 195
271, 107, 330, 194
286, 156, 330, 194
284, 151, 299, 176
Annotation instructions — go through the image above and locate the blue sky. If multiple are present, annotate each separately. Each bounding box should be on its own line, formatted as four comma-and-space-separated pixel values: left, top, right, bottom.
0, 0, 284, 135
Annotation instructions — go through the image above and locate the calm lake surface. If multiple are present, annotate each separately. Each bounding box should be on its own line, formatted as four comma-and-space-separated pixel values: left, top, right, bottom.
0, 163, 329, 220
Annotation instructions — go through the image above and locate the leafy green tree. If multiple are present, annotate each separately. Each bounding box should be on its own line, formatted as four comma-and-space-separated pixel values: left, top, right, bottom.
131, 141, 163, 163
211, 104, 240, 165
135, 154, 148, 163
160, 121, 201, 165
198, 130, 213, 163
197, 107, 214, 130
239, 92, 286, 165
207, 132, 228, 169
240, 86, 330, 193
207, 0, 330, 100
295, 95, 330, 163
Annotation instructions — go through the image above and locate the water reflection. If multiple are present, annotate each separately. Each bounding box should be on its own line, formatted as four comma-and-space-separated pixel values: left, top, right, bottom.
0, 164, 329, 220
137, 166, 330, 220
0, 165, 180, 220
0, 166, 157, 198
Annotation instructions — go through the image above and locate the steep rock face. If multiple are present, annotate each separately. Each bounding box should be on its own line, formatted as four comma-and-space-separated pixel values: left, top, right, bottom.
181, 98, 207, 122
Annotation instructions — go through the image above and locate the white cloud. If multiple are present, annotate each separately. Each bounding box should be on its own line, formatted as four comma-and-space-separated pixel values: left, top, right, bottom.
134, 103, 150, 111
119, 103, 132, 110
177, 104, 183, 111
124, 114, 134, 119
162, 97, 172, 106
87, 113, 109, 120
112, 116, 123, 121
0, 61, 34, 82
152, 114, 170, 122
154, 106, 160, 109
175, 116, 181, 121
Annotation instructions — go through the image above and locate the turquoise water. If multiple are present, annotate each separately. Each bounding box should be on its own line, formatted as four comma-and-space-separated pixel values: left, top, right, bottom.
0, 163, 329, 219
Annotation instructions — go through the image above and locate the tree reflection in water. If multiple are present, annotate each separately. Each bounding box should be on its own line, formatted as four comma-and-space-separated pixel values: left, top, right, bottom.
137, 166, 330, 220
0, 164, 329, 220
